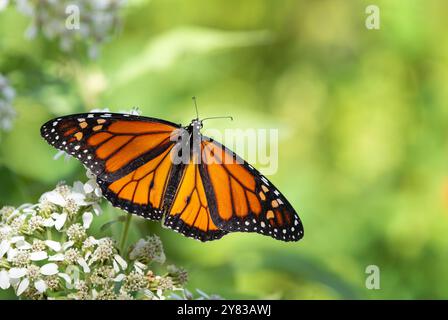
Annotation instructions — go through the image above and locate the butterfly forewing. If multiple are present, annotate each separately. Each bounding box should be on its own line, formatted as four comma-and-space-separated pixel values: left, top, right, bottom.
41, 113, 180, 220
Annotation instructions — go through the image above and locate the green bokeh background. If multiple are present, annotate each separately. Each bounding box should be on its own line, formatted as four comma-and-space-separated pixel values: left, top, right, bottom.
1, 0, 448, 299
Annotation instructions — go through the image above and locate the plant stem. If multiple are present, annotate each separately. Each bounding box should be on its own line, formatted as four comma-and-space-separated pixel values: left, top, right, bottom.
120, 214, 132, 254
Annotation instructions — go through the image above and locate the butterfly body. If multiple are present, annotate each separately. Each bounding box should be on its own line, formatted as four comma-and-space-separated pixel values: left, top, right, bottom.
41, 112, 304, 242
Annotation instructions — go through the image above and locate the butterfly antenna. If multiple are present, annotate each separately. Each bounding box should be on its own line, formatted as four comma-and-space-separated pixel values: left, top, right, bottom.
192, 96, 199, 119
201, 116, 234, 122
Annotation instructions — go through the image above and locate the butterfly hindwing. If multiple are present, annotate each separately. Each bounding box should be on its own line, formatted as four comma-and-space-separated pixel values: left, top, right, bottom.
163, 156, 228, 242
200, 137, 304, 242
97, 144, 176, 220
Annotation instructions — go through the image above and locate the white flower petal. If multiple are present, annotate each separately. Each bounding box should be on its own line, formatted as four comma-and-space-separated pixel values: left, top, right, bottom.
94, 187, 102, 198
77, 258, 90, 273
40, 263, 59, 276
65, 266, 80, 285
0, 270, 10, 289
6, 248, 17, 261
92, 203, 102, 216
22, 208, 36, 214
48, 253, 65, 261
114, 254, 128, 270
113, 260, 120, 273
16, 240, 32, 250
17, 278, 29, 296
42, 218, 55, 227
134, 265, 144, 274
85, 251, 92, 260
0, 240, 10, 258
10, 236, 24, 243
8, 278, 19, 287
34, 279, 47, 293
58, 273, 72, 286
82, 211, 93, 229
83, 180, 95, 194
86, 170, 95, 179
44, 191, 66, 206
8, 267, 27, 279
134, 261, 146, 270
113, 274, 126, 282
45, 240, 62, 252
54, 213, 67, 230
30, 251, 48, 261
73, 181, 85, 194
69, 193, 87, 205
62, 241, 74, 250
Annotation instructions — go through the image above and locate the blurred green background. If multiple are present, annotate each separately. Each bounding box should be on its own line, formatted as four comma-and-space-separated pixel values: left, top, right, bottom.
1, 0, 448, 299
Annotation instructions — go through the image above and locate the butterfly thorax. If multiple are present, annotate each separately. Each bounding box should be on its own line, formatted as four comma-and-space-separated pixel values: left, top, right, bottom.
187, 119, 203, 133
185, 119, 203, 161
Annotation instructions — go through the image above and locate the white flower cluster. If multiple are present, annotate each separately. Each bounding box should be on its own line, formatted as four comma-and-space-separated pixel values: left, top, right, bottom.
0, 73, 16, 132
3, 0, 126, 58
0, 173, 188, 300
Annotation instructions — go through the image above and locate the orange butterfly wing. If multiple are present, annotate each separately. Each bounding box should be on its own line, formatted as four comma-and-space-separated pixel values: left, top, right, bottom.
163, 154, 228, 241
41, 113, 181, 220
200, 138, 304, 242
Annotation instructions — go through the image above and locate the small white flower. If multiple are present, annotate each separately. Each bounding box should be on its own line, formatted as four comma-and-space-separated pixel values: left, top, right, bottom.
42, 185, 87, 208
40, 263, 59, 276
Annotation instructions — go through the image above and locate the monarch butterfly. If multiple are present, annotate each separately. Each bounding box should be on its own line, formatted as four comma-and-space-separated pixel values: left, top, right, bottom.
40, 107, 304, 242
